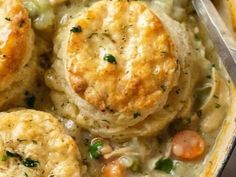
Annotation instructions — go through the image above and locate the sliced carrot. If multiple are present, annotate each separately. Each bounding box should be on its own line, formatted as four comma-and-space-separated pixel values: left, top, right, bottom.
102, 161, 125, 177
172, 130, 205, 160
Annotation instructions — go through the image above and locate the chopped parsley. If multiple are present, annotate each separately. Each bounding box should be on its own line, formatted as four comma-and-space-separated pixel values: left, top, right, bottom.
133, 112, 141, 119
89, 141, 103, 159
160, 51, 167, 55
194, 87, 211, 110
102, 33, 116, 43
102, 120, 110, 124
103, 54, 117, 64
6, 151, 22, 159
1, 150, 39, 168
17, 139, 27, 142
22, 158, 39, 168
32, 140, 37, 144
215, 103, 221, 109
160, 51, 168, 57
206, 75, 212, 79
213, 95, 219, 99
24, 172, 28, 177
5, 17, 11, 21
70, 26, 82, 33
155, 158, 174, 174
1, 150, 22, 161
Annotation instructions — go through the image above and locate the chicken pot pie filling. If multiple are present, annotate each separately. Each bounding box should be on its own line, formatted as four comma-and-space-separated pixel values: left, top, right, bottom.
0, 0, 233, 177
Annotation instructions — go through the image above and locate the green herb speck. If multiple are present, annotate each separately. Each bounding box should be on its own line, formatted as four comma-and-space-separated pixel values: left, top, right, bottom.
6, 151, 21, 159
5, 17, 11, 21
213, 95, 219, 99
17, 139, 27, 142
32, 140, 37, 144
160, 51, 168, 57
215, 103, 221, 109
1, 150, 22, 161
103, 54, 117, 64
22, 158, 39, 168
70, 26, 82, 33
89, 141, 103, 159
155, 158, 174, 174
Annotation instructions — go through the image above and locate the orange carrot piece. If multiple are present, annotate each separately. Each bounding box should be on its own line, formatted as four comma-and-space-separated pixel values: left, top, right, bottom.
172, 130, 205, 160
102, 161, 125, 177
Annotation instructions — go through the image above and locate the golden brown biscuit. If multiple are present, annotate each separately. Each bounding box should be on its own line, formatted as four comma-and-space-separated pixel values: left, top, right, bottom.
0, 110, 81, 177
0, 0, 33, 90
46, 0, 194, 139
0, 0, 35, 108
61, 0, 179, 126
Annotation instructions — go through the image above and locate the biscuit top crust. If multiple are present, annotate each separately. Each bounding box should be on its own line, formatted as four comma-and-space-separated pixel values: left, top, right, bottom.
67, 0, 178, 115
0, 110, 81, 177
0, 0, 33, 91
